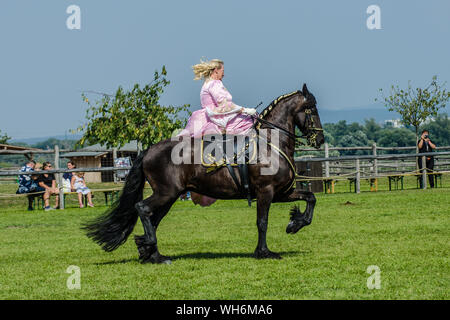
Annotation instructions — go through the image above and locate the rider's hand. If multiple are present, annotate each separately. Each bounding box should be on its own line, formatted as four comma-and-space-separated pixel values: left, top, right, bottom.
243, 108, 256, 115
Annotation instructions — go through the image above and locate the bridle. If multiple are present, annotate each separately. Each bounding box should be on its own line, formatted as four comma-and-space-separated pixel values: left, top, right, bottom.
252, 105, 323, 146
301, 108, 324, 147
248, 92, 324, 194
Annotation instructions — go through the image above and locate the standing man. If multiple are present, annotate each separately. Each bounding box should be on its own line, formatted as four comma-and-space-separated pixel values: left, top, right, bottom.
418, 130, 436, 188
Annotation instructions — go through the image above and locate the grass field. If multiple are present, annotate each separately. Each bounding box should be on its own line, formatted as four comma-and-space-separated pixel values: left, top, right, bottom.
0, 180, 449, 300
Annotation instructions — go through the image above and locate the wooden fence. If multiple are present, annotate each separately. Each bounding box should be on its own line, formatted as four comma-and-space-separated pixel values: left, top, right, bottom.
294, 147, 450, 193
1, 144, 449, 205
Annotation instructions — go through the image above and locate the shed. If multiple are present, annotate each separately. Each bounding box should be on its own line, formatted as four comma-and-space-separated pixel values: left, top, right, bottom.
60, 141, 140, 183
60, 151, 108, 183
295, 160, 323, 193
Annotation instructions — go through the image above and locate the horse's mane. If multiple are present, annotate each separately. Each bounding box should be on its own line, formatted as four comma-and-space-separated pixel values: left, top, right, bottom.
258, 90, 301, 121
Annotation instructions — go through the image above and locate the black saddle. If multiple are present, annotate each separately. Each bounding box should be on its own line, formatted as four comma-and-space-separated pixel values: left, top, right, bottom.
201, 134, 257, 206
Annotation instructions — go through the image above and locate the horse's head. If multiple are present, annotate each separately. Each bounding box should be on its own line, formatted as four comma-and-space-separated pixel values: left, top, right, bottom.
293, 84, 325, 149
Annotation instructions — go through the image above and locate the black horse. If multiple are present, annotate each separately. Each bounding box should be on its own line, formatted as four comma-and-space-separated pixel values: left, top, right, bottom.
83, 84, 325, 264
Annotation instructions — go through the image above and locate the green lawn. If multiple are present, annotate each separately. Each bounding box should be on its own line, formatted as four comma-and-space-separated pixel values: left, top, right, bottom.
0, 183, 449, 299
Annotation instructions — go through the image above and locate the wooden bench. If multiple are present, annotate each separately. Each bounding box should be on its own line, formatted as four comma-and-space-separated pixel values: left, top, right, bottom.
323, 179, 335, 194
348, 178, 378, 193
28, 189, 121, 209
387, 175, 404, 191
63, 189, 121, 206
2, 188, 122, 210
416, 172, 442, 188
27, 192, 45, 210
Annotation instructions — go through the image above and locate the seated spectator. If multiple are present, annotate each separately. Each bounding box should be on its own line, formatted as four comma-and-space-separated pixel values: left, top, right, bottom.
37, 162, 59, 211
62, 161, 76, 193
17, 160, 45, 194
17, 160, 45, 211
71, 172, 94, 208
30, 162, 43, 186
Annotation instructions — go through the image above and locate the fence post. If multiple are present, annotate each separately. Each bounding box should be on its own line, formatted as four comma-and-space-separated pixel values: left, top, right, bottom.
324, 142, 330, 178
421, 155, 427, 189
112, 147, 118, 183
355, 159, 361, 194
372, 143, 378, 176
55, 145, 64, 209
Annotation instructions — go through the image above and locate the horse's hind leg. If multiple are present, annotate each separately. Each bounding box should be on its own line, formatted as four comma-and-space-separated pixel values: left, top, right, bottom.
134, 193, 177, 264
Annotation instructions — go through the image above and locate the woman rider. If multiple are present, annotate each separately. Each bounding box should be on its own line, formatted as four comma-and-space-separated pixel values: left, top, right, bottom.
177, 59, 257, 206
178, 59, 256, 137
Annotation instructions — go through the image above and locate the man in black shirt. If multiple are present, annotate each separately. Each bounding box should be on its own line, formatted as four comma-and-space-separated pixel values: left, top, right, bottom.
37, 162, 60, 210
417, 130, 436, 188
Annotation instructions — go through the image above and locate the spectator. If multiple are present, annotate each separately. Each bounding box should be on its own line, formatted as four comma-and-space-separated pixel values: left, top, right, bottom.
62, 161, 76, 193
16, 160, 45, 211
37, 162, 59, 211
418, 129, 436, 188
71, 172, 94, 208
17, 160, 38, 194
30, 162, 43, 185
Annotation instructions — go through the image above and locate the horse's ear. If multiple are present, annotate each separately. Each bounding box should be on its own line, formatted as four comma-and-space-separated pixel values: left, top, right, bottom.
302, 83, 309, 97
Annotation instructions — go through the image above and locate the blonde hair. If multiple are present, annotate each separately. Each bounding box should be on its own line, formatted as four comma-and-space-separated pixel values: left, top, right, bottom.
192, 58, 224, 81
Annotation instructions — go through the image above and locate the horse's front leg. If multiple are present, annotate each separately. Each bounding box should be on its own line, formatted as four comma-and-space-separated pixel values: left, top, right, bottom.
274, 189, 316, 234
254, 189, 282, 260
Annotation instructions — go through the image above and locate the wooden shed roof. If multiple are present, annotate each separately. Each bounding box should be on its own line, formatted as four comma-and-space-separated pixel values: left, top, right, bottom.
81, 140, 140, 152
60, 151, 108, 158
0, 144, 44, 152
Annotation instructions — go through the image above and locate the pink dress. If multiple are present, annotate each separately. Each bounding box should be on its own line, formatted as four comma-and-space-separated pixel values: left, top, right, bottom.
177, 80, 254, 137
178, 79, 255, 206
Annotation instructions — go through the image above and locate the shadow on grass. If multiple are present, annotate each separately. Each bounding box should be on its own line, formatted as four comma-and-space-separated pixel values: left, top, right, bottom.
171, 250, 305, 261
96, 250, 309, 265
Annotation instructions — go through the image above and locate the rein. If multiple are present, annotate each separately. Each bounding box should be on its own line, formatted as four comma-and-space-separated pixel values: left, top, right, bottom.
251, 115, 302, 141
252, 108, 323, 145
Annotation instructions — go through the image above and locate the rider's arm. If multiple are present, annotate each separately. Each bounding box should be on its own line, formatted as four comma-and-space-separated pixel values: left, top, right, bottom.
208, 80, 243, 114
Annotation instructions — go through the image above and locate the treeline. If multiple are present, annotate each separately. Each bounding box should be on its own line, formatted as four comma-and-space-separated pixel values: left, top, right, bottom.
0, 138, 78, 167
322, 113, 449, 155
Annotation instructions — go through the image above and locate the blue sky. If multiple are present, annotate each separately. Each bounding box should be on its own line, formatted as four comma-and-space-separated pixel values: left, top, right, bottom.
1, 0, 449, 140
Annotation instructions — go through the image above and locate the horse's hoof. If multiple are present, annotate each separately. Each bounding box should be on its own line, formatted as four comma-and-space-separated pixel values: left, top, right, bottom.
140, 255, 172, 265
286, 220, 306, 234
142, 252, 172, 265
154, 254, 172, 265
254, 249, 282, 260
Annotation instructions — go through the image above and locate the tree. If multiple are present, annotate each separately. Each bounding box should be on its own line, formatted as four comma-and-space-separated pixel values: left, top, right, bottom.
0, 130, 11, 144
75, 66, 191, 149
377, 75, 450, 146
32, 138, 77, 150
338, 130, 369, 155
377, 128, 416, 153
363, 118, 382, 143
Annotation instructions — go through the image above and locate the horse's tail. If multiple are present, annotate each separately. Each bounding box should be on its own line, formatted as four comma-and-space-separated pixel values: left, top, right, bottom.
82, 150, 147, 252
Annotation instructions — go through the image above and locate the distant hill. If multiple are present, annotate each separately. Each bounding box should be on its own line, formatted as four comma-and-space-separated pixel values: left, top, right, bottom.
319, 103, 450, 124
319, 103, 401, 124
10, 134, 82, 145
